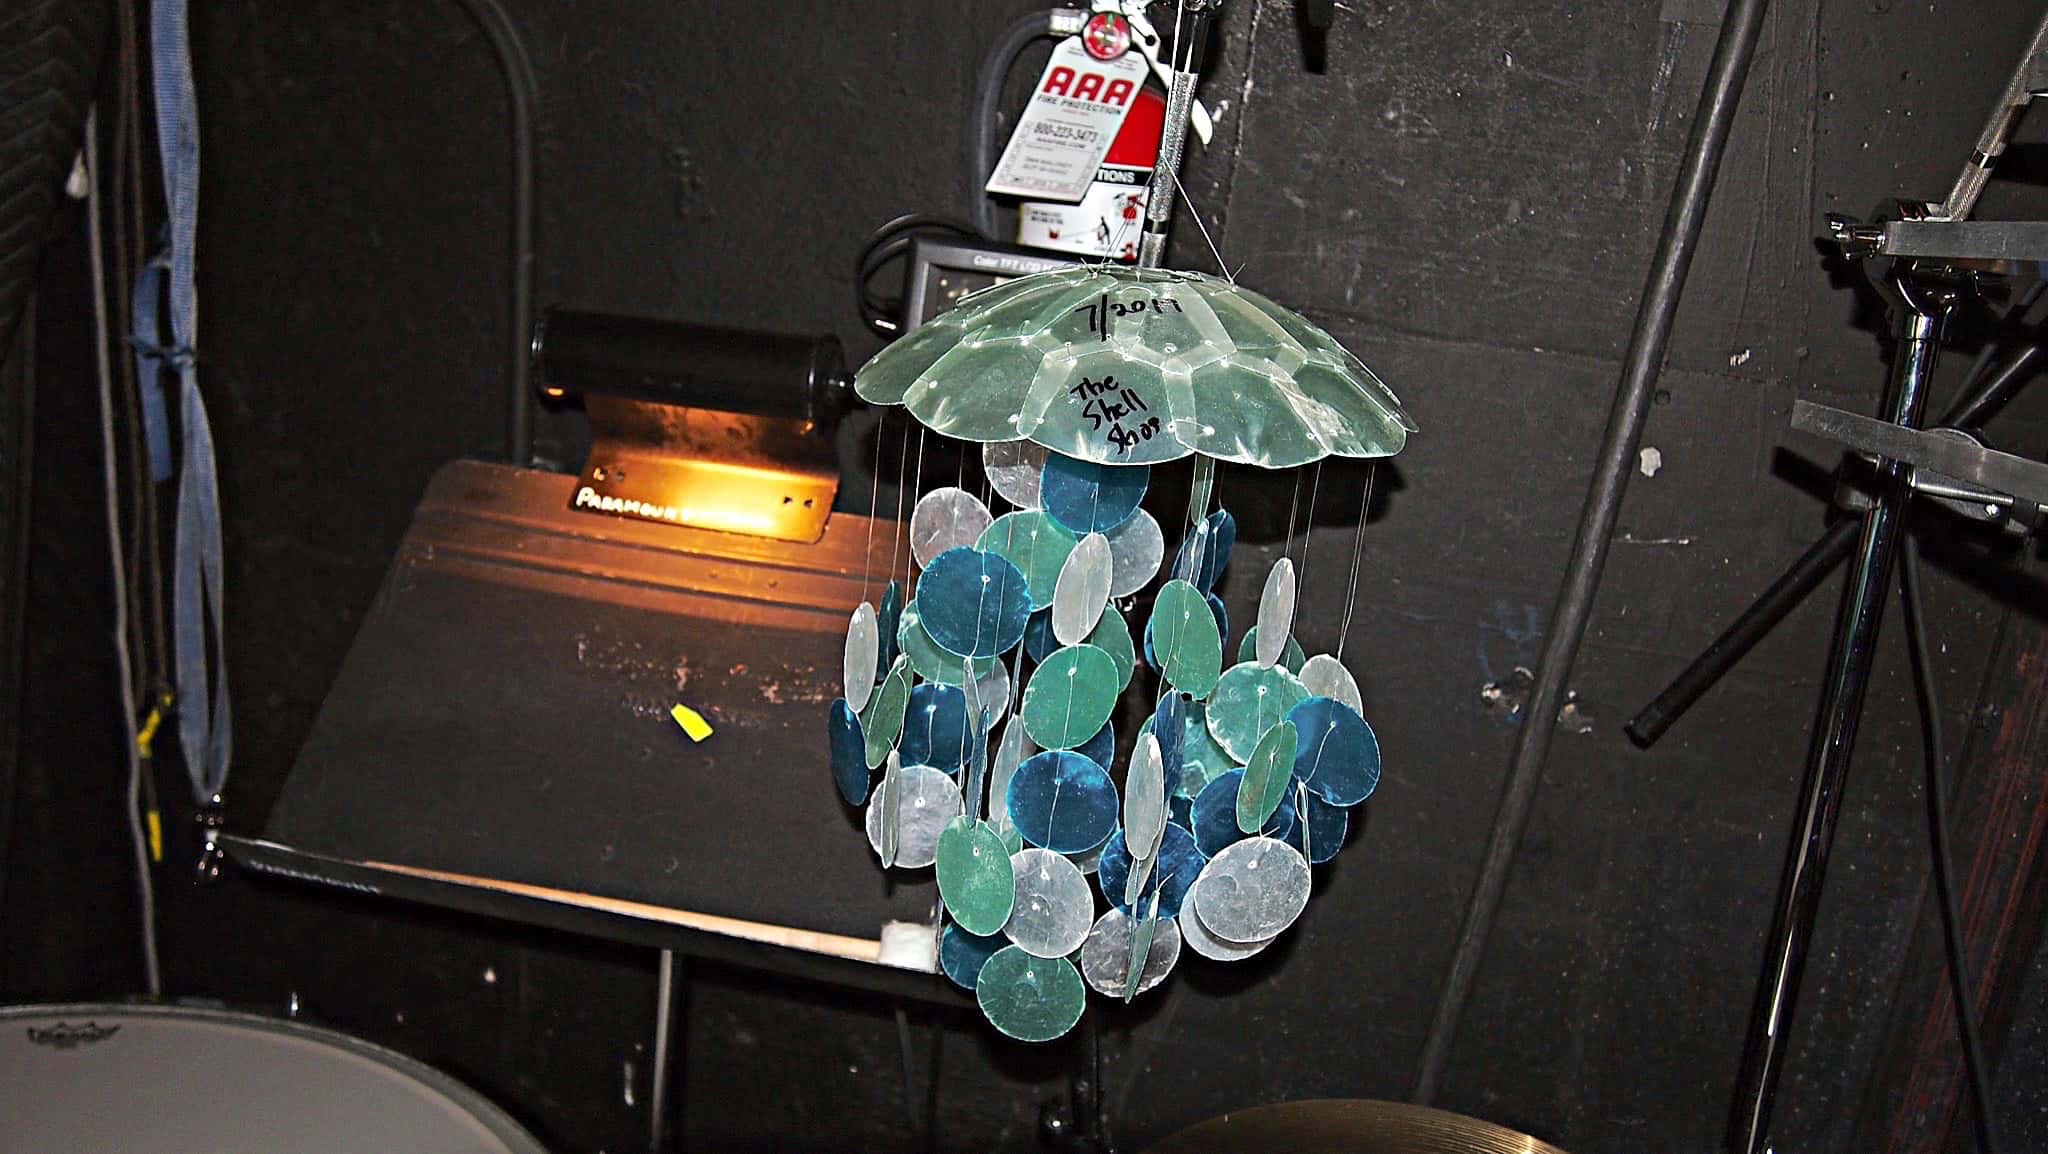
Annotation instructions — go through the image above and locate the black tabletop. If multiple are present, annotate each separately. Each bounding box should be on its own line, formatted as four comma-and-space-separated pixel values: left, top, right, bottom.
263, 461, 937, 946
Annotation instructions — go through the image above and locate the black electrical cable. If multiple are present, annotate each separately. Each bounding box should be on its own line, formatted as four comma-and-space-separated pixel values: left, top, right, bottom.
855, 214, 979, 338
119, 0, 166, 702
1413, 0, 1772, 1103
969, 9, 1066, 240
856, 7, 1059, 335
1899, 531, 2003, 1154
450, 0, 538, 466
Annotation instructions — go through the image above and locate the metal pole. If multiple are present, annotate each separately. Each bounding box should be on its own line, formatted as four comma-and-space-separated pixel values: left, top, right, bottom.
1626, 519, 1857, 747
1937, 7, 2048, 222
650, 948, 678, 1153
1136, 4, 1214, 270
1725, 274, 1952, 1153
1413, 0, 1772, 1102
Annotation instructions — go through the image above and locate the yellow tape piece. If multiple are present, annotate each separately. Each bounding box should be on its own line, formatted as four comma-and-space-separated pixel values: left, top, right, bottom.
146, 811, 163, 863
136, 704, 164, 757
669, 704, 714, 742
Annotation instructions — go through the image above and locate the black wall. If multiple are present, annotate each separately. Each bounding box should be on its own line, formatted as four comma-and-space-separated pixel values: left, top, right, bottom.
10, 1, 2048, 1151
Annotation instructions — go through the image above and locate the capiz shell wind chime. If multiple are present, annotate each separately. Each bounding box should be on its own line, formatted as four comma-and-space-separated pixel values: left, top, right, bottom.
828, 0, 1415, 1041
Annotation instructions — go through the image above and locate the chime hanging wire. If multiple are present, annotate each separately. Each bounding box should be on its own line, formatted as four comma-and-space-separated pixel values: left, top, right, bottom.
1172, 169, 1234, 284
891, 413, 910, 583
1284, 469, 1304, 567
908, 426, 927, 592
1336, 465, 1377, 659
1299, 460, 1323, 589
862, 408, 888, 601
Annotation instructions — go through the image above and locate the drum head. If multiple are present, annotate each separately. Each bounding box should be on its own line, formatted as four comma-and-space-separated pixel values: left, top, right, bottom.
0, 1003, 545, 1154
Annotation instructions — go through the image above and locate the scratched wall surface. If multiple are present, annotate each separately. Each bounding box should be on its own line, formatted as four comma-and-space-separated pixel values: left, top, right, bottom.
19, 0, 2042, 1151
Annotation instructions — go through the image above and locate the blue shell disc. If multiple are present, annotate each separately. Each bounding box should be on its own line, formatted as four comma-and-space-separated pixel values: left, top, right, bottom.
1172, 508, 1236, 591
1040, 453, 1149, 534
828, 699, 871, 806
940, 922, 1008, 990
1152, 693, 1188, 798
1095, 822, 1203, 919
1287, 696, 1382, 806
876, 579, 904, 673
900, 682, 971, 771
1024, 608, 1057, 663
1075, 717, 1115, 769
917, 547, 1032, 659
1007, 750, 1120, 854
1290, 788, 1349, 864
1191, 769, 1297, 857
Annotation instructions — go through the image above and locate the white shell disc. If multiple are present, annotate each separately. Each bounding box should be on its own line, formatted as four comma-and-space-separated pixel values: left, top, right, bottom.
844, 602, 879, 713
910, 487, 995, 569
1191, 836, 1312, 943
864, 763, 962, 869
1298, 654, 1364, 715
1003, 848, 1094, 958
1051, 532, 1113, 646
1180, 877, 1278, 961
1078, 908, 1181, 998
973, 659, 1011, 726
983, 440, 1049, 509
987, 718, 1032, 836
1123, 733, 1167, 861
1103, 509, 1165, 598
1254, 558, 1297, 669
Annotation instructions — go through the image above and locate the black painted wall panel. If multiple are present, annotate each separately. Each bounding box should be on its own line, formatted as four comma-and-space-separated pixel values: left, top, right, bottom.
10, 0, 2045, 1151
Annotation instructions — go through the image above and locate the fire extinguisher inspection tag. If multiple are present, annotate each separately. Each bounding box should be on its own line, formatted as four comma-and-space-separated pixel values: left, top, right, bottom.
986, 36, 1151, 204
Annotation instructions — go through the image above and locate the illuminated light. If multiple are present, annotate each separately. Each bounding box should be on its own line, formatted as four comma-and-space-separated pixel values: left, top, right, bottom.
572, 456, 834, 540
574, 405, 839, 542
543, 386, 566, 398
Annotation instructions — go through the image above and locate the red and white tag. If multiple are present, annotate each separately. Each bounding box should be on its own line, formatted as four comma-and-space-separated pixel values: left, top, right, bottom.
985, 36, 1151, 204
1016, 166, 1149, 259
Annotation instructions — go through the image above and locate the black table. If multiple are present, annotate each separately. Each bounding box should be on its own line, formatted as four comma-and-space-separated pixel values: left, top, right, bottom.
227, 460, 967, 1148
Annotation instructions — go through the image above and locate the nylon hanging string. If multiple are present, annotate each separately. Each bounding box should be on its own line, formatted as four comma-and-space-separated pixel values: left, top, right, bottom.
863, 409, 886, 601
1337, 465, 1377, 659
1283, 467, 1303, 566
1299, 459, 1323, 593
908, 426, 927, 590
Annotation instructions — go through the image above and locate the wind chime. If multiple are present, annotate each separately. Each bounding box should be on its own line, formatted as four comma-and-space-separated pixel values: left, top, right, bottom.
826, 0, 1414, 1041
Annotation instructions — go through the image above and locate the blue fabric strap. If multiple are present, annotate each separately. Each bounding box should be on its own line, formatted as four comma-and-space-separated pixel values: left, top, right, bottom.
152, 0, 231, 804
131, 253, 175, 482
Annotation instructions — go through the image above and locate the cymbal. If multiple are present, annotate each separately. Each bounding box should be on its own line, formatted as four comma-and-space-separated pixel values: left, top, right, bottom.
1141, 1098, 1569, 1154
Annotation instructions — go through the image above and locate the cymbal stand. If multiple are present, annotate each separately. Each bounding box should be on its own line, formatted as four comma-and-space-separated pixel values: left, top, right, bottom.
1721, 15, 2048, 1150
